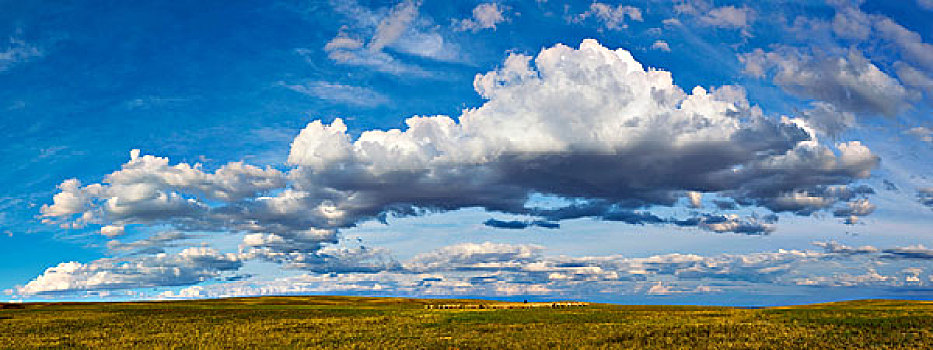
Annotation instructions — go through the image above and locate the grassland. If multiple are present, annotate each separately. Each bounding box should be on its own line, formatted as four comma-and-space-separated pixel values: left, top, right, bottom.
2, 296, 932, 349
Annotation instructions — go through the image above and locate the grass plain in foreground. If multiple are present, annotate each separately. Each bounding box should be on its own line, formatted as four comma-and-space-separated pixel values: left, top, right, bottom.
2, 296, 932, 349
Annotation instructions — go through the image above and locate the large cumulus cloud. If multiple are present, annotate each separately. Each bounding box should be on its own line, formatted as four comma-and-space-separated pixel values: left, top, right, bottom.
34, 40, 880, 291
285, 40, 877, 228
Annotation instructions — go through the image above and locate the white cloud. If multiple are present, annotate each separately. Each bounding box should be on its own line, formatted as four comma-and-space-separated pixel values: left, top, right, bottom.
16, 247, 243, 295
320, 0, 461, 75
662, 18, 681, 27
687, 191, 702, 208
794, 269, 897, 287
454, 3, 508, 32
289, 41, 875, 220
281, 81, 389, 107
740, 47, 909, 116
873, 17, 933, 72
35, 40, 885, 292
41, 150, 285, 227
832, 6, 871, 40
813, 241, 879, 255
792, 4, 933, 104
690, 214, 776, 234
799, 101, 856, 137
100, 225, 125, 238
368, 0, 419, 52
650, 40, 671, 52
904, 127, 933, 143
920, 0, 933, 11
153, 240, 933, 300
576, 3, 643, 30
319, 30, 427, 76
106, 231, 195, 255
41, 40, 880, 243
832, 6, 872, 40
406, 242, 542, 272
20, 237, 933, 298
698, 6, 755, 35
241, 236, 400, 272
832, 198, 876, 224
0, 36, 41, 72
895, 63, 933, 96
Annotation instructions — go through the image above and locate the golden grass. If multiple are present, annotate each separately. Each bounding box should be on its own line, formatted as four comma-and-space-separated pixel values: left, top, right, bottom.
2, 296, 931, 349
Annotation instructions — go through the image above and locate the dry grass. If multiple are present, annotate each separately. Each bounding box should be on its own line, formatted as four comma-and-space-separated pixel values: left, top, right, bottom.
2, 296, 932, 349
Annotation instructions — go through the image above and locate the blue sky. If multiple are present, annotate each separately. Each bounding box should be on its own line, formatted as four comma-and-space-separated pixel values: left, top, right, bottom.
1, 0, 932, 305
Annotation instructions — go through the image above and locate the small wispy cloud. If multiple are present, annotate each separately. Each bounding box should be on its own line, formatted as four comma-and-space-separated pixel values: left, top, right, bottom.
572, 3, 643, 31
0, 36, 41, 72
318, 0, 461, 76
650, 40, 671, 52
454, 3, 509, 32
280, 81, 389, 107
699, 6, 755, 31
904, 127, 933, 143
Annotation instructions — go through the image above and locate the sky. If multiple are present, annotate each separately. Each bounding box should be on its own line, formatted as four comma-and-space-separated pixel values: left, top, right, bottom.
1, 0, 932, 306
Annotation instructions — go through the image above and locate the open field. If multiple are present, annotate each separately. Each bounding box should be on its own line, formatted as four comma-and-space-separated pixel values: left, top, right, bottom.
2, 296, 932, 349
